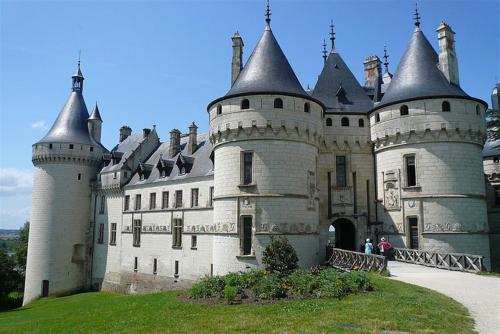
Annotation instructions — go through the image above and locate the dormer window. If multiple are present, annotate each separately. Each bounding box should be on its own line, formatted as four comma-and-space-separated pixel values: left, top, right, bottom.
157, 158, 174, 178
442, 101, 451, 112
180, 167, 186, 175
304, 102, 310, 113
400, 105, 409, 116
176, 154, 194, 175
137, 163, 153, 181
274, 98, 283, 109
241, 99, 250, 110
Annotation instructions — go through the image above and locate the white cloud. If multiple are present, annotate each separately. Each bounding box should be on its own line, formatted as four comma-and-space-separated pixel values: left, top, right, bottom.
0, 206, 31, 229
31, 120, 48, 131
0, 168, 33, 196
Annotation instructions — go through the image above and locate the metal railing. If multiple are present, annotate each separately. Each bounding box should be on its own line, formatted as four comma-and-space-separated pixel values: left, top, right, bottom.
326, 247, 388, 272
393, 248, 484, 273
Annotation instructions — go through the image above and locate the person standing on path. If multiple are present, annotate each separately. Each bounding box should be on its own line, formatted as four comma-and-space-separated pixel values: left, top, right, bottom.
364, 238, 373, 254
377, 237, 392, 258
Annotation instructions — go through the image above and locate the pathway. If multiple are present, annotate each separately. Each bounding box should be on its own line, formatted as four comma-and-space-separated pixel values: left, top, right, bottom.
388, 261, 500, 334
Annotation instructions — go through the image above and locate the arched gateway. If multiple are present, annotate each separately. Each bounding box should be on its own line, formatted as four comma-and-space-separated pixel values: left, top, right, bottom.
331, 218, 356, 251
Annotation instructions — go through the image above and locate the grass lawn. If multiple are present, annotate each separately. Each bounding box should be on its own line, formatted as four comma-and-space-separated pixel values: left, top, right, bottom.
0, 275, 473, 334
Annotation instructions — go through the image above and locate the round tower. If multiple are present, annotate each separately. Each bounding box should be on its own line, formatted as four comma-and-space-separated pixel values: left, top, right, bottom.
369, 14, 490, 267
24, 63, 105, 305
207, 6, 325, 274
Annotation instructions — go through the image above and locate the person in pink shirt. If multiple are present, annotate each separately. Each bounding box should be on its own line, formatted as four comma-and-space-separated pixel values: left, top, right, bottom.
377, 237, 392, 258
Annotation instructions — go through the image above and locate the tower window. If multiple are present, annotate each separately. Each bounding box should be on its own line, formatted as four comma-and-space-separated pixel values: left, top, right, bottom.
375, 113, 380, 123
191, 188, 199, 208
341, 117, 349, 127
400, 105, 409, 116
133, 220, 141, 247
97, 223, 104, 244
134, 257, 138, 272
78, 173, 81, 180
326, 118, 332, 126
336, 156, 347, 187
153, 258, 158, 275
162, 191, 169, 209
241, 99, 250, 110
99, 196, 105, 214
442, 101, 451, 112
274, 98, 283, 109
494, 185, 500, 206
242, 151, 253, 185
174, 260, 179, 277
191, 235, 197, 249
110, 223, 117, 245
69, 144, 74, 149
175, 190, 183, 208
241, 216, 253, 255
172, 219, 183, 248
405, 155, 417, 187
217, 104, 222, 115
149, 192, 156, 210
304, 102, 310, 113
90, 147, 94, 152
49, 144, 53, 149
358, 119, 365, 127
476, 105, 481, 115
209, 186, 214, 207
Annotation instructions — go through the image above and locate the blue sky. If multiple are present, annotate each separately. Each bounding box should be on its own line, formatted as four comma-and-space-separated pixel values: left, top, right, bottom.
0, 0, 499, 229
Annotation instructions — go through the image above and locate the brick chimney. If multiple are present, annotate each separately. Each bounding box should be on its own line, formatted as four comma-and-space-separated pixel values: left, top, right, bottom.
119, 126, 132, 143
231, 32, 244, 86
437, 21, 459, 86
169, 128, 181, 157
187, 122, 198, 155
363, 56, 382, 88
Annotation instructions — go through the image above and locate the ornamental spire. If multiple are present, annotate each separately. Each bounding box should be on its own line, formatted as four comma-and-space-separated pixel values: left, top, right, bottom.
414, 2, 421, 29
383, 46, 390, 73
265, 0, 271, 29
329, 20, 336, 51
71, 55, 84, 92
322, 38, 327, 63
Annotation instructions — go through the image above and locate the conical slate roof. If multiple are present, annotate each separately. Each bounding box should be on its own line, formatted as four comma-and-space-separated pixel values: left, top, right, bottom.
224, 25, 309, 99
89, 102, 103, 121
312, 51, 373, 113
483, 139, 500, 158
378, 28, 468, 108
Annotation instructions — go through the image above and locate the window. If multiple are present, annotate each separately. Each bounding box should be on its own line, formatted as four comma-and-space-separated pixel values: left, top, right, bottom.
242, 152, 253, 185
134, 257, 138, 272
191, 235, 197, 249
173, 219, 183, 248
476, 105, 481, 115
90, 146, 94, 152
442, 101, 450, 112
209, 186, 214, 207
175, 190, 183, 208
124, 195, 130, 211
162, 191, 169, 209
304, 102, 310, 113
494, 186, 500, 206
400, 105, 409, 116
191, 188, 199, 207
326, 118, 332, 126
113, 172, 117, 179
153, 258, 158, 275
358, 119, 364, 127
174, 260, 179, 277
99, 196, 105, 214
494, 157, 499, 164
110, 223, 117, 245
241, 99, 250, 110
408, 217, 419, 249
133, 219, 142, 247
49, 143, 53, 149
405, 155, 417, 187
241, 216, 252, 255
78, 173, 81, 180
149, 192, 156, 210
375, 113, 380, 123
69, 144, 74, 149
336, 156, 347, 187
341, 117, 349, 127
217, 104, 222, 115
135, 194, 141, 210
274, 98, 283, 109
97, 223, 104, 244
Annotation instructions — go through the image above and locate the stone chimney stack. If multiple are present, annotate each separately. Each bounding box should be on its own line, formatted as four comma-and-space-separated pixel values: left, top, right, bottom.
231, 32, 244, 86
142, 128, 151, 138
169, 128, 181, 157
119, 126, 132, 143
437, 21, 459, 86
188, 122, 198, 155
363, 56, 382, 89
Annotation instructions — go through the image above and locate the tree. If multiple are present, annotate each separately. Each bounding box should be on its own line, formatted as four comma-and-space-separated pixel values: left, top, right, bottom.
486, 108, 500, 141
262, 236, 299, 276
0, 250, 21, 296
15, 222, 29, 276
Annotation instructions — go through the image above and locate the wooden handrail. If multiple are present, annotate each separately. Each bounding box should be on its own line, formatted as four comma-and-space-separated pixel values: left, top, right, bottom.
326, 247, 388, 272
393, 248, 484, 273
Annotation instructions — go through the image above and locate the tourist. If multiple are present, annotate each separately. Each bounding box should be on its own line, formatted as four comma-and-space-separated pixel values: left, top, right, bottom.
377, 237, 392, 258
364, 238, 373, 254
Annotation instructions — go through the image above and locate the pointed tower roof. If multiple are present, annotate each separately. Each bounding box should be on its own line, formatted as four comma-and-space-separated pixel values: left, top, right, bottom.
37, 63, 94, 145
89, 102, 103, 122
312, 50, 373, 113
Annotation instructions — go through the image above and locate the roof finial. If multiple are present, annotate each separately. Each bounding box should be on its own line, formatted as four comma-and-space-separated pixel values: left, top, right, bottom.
322, 38, 328, 63
265, 0, 271, 28
329, 20, 336, 51
383, 46, 390, 73
414, 2, 421, 28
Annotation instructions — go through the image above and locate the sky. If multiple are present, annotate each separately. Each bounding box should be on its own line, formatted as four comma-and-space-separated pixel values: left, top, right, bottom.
0, 0, 499, 229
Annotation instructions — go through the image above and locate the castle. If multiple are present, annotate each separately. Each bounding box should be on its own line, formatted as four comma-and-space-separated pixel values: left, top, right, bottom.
23, 4, 500, 305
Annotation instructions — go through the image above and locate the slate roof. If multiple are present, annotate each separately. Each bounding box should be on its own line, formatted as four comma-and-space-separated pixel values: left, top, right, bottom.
483, 139, 500, 158
312, 51, 373, 113
377, 28, 468, 108
89, 103, 103, 121
127, 133, 214, 186
101, 133, 146, 172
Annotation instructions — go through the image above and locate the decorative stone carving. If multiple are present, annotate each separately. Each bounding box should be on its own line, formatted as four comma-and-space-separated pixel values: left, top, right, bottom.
383, 170, 400, 210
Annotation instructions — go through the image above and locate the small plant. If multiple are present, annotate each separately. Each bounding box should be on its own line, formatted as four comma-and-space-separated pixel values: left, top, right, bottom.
252, 272, 286, 300
223, 286, 238, 304
240, 269, 266, 289
286, 269, 316, 296
224, 272, 245, 293
262, 236, 299, 277
188, 275, 225, 299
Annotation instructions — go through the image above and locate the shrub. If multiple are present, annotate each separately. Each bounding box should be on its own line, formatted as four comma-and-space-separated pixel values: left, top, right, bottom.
240, 269, 266, 289
252, 273, 286, 300
189, 276, 225, 299
315, 269, 350, 298
223, 286, 238, 304
224, 272, 245, 293
286, 269, 316, 296
262, 236, 298, 277
346, 271, 372, 292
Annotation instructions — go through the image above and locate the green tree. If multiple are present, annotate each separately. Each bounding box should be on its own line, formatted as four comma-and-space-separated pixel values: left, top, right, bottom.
0, 249, 21, 296
486, 108, 500, 140
262, 236, 299, 277
15, 221, 29, 276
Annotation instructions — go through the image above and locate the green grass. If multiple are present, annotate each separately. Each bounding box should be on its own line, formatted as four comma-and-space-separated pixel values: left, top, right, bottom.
0, 275, 473, 334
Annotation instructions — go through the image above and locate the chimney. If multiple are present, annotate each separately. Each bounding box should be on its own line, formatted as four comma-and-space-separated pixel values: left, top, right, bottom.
119, 126, 132, 143
169, 128, 181, 157
363, 56, 382, 88
187, 122, 198, 155
142, 128, 151, 138
231, 32, 244, 86
437, 21, 459, 85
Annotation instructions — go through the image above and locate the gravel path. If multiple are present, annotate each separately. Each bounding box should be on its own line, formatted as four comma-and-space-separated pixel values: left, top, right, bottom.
388, 261, 500, 334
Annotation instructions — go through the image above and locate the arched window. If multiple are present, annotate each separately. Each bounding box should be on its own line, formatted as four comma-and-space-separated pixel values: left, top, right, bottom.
341, 117, 349, 127
375, 113, 380, 123
400, 105, 409, 116
217, 104, 222, 115
476, 105, 481, 115
241, 99, 250, 110
358, 119, 364, 127
442, 101, 450, 112
304, 102, 310, 113
274, 98, 283, 109
326, 118, 332, 126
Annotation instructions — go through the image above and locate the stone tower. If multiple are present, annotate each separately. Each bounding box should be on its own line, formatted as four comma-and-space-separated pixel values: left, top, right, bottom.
369, 16, 490, 267
23, 63, 105, 305
207, 5, 325, 274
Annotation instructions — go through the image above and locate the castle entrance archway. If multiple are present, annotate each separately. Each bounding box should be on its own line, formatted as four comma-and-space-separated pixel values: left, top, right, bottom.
331, 218, 356, 251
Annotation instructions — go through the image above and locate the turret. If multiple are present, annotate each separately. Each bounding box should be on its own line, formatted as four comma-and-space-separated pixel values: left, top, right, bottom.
437, 21, 459, 86
88, 102, 103, 143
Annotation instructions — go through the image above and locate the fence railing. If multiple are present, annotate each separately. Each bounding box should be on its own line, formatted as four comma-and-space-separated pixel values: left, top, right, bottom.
326, 247, 388, 272
393, 248, 484, 273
